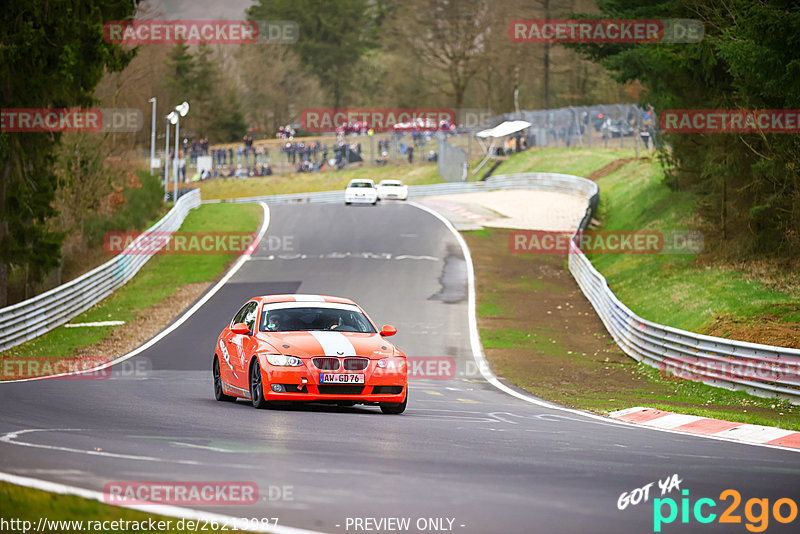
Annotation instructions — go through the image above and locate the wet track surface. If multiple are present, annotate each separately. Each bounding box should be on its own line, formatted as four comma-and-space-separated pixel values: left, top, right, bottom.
1, 202, 799, 533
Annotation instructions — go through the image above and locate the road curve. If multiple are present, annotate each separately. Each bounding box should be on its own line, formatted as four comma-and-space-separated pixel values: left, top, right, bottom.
1, 201, 799, 534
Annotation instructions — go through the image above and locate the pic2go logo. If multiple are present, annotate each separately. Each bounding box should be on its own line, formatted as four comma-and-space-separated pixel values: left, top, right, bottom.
653, 489, 799, 533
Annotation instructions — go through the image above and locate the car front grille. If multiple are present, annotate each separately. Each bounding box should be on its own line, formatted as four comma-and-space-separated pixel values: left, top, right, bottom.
343, 357, 369, 371
317, 385, 364, 395
312, 357, 340, 371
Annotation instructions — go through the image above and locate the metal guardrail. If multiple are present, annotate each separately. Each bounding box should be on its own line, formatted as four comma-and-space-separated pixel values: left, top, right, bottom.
569, 249, 800, 403
213, 172, 600, 206
0, 189, 201, 352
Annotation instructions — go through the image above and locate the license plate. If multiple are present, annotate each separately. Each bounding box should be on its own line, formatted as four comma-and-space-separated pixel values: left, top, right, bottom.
320, 373, 365, 384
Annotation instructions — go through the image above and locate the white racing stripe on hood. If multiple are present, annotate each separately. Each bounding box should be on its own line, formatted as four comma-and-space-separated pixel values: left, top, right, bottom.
293, 294, 324, 302
308, 331, 356, 356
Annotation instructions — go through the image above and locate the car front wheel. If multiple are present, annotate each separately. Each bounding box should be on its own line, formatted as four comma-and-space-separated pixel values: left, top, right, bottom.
380, 390, 407, 414
250, 359, 270, 409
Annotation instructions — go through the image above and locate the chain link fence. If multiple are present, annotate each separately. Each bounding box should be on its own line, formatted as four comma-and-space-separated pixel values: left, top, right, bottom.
437, 104, 659, 181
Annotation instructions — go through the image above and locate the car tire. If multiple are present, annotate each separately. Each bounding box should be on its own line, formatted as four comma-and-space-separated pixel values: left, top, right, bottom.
249, 358, 270, 409
345, 201, 351, 205
213, 356, 236, 402
380, 390, 407, 414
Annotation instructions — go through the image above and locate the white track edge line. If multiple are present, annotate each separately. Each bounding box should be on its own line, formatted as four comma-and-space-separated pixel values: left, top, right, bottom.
1, 202, 271, 384
0, 471, 327, 534
407, 200, 800, 454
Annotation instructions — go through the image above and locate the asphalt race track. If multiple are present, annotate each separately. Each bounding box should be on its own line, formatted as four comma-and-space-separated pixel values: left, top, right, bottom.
1, 202, 799, 533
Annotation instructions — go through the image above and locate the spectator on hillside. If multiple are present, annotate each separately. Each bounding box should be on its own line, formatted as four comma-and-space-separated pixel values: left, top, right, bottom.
235, 164, 247, 179
640, 127, 651, 149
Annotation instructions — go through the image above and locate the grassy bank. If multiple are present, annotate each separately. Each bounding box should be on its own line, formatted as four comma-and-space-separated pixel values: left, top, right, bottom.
488, 146, 641, 177
0, 203, 261, 365
589, 158, 800, 342
492, 147, 800, 341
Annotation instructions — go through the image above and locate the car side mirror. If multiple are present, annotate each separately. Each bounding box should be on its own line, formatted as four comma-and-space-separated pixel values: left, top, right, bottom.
231, 322, 250, 335
380, 325, 397, 337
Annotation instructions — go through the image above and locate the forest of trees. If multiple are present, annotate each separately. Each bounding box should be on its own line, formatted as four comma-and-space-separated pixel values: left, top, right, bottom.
2, 0, 799, 306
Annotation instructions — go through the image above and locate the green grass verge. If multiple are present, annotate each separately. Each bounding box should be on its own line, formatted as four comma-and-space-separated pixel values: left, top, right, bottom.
198, 162, 443, 200
0, 482, 254, 533
2, 203, 261, 361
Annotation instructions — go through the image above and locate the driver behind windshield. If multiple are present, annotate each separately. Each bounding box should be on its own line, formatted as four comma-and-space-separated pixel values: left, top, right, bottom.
265, 313, 283, 331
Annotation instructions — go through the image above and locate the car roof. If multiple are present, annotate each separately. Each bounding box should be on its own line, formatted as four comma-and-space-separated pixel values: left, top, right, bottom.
379, 179, 403, 185
347, 179, 374, 184
255, 294, 357, 306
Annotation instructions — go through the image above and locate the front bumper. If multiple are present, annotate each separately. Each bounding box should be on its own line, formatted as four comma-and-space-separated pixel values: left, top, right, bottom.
378, 192, 408, 200
345, 195, 377, 203
260, 356, 407, 403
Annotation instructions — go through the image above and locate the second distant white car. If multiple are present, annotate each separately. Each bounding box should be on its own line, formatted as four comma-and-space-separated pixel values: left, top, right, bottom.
344, 179, 378, 205
376, 179, 408, 201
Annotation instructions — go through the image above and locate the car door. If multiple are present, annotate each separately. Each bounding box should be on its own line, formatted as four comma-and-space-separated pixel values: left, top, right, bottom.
219, 302, 252, 391
229, 301, 260, 388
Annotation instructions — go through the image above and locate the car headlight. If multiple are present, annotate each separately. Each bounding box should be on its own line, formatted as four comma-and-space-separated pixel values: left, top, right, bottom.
265, 354, 303, 366
376, 357, 404, 372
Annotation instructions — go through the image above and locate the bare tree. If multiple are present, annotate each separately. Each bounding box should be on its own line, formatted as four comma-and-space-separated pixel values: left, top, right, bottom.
391, 0, 491, 109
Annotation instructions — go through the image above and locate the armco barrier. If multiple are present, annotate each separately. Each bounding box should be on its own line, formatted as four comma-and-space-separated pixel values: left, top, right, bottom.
0, 189, 201, 352
215, 173, 800, 403
213, 172, 600, 208
569, 248, 800, 403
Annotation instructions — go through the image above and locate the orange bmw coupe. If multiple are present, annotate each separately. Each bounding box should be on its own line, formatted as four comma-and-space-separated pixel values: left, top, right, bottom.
212, 294, 407, 414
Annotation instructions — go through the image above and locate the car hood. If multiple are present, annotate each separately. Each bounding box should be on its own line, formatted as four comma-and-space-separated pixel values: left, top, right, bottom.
257, 331, 395, 359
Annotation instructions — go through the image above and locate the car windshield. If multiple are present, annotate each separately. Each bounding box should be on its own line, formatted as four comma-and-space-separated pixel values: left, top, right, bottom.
348, 182, 373, 188
261, 306, 376, 333
381, 182, 402, 187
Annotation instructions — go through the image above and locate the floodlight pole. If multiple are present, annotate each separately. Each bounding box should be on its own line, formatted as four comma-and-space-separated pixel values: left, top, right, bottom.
164, 118, 170, 202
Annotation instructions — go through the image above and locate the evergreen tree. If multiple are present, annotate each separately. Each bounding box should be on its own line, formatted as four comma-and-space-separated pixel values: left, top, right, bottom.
0, 0, 139, 306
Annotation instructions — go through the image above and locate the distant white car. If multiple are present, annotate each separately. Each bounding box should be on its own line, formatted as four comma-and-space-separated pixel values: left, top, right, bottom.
345, 179, 378, 205
376, 179, 408, 201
